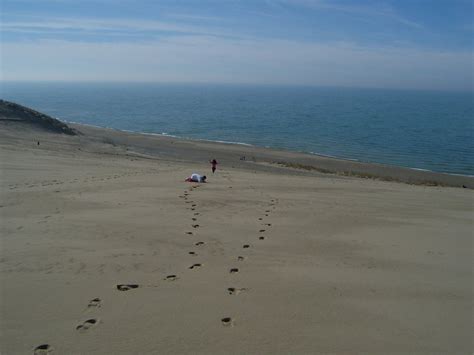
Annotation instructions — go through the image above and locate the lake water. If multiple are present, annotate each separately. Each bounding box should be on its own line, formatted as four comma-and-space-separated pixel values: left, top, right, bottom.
2, 82, 473, 175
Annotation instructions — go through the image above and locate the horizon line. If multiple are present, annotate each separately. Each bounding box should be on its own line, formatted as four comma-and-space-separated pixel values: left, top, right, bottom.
1, 80, 472, 94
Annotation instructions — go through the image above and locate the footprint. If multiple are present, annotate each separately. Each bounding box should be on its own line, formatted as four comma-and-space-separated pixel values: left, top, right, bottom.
76, 319, 98, 331
221, 317, 234, 327
188, 251, 197, 255
195, 242, 204, 246
259, 229, 266, 233
194, 213, 200, 216
191, 208, 195, 211
87, 298, 101, 307
227, 287, 247, 295
192, 218, 197, 221
229, 268, 239, 274
237, 256, 245, 261
192, 224, 200, 228
186, 232, 193, 235
34, 344, 52, 354
265, 223, 272, 226
189, 263, 202, 270
258, 218, 263, 221
117, 284, 139, 291
259, 236, 265, 240
165, 275, 178, 281
243, 244, 250, 248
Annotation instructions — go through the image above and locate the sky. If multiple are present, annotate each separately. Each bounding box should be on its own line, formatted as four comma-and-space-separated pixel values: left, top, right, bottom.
1, 0, 473, 90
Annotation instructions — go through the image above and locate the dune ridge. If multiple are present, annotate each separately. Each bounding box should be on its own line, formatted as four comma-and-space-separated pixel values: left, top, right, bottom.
0, 100, 79, 135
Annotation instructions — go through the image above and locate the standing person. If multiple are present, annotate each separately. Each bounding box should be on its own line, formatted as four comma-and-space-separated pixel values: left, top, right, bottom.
210, 159, 218, 174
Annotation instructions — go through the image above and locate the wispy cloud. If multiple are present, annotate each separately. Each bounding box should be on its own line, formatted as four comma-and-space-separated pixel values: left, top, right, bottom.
274, 0, 424, 29
1, 17, 221, 36
164, 13, 224, 22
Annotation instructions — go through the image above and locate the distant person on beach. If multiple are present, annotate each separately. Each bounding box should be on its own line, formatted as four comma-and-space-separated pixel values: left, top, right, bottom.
185, 173, 207, 183
210, 159, 218, 173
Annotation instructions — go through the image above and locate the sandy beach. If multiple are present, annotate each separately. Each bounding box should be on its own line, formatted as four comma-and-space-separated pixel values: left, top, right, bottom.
1, 112, 473, 354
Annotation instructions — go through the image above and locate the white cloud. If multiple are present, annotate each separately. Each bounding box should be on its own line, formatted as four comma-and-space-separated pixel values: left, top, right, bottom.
2, 36, 472, 91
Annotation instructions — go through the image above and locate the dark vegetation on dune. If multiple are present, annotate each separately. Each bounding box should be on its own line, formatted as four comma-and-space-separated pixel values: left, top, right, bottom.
0, 99, 79, 135
274, 161, 449, 187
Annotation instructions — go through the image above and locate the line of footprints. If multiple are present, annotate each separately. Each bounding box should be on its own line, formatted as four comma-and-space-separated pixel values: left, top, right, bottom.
11, 171, 147, 191
34, 296, 104, 354
33, 186, 277, 354
178, 186, 278, 328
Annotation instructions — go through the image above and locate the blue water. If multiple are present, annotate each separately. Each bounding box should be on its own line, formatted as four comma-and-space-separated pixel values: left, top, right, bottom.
1, 82, 473, 175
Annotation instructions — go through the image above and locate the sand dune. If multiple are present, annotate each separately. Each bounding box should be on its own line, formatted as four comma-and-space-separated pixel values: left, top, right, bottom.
0, 100, 79, 135
1, 115, 473, 354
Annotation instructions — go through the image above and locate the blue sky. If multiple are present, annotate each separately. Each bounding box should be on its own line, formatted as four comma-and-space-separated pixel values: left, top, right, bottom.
1, 0, 473, 90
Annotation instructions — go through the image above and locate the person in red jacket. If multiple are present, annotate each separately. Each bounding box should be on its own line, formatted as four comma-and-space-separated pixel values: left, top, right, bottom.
210, 159, 218, 174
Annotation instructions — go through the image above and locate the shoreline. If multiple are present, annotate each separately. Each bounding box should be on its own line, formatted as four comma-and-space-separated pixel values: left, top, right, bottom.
66, 122, 474, 188
0, 104, 472, 188
62, 119, 473, 179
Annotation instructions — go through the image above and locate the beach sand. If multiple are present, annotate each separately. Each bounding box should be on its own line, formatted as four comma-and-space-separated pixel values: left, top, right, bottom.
1, 121, 473, 354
